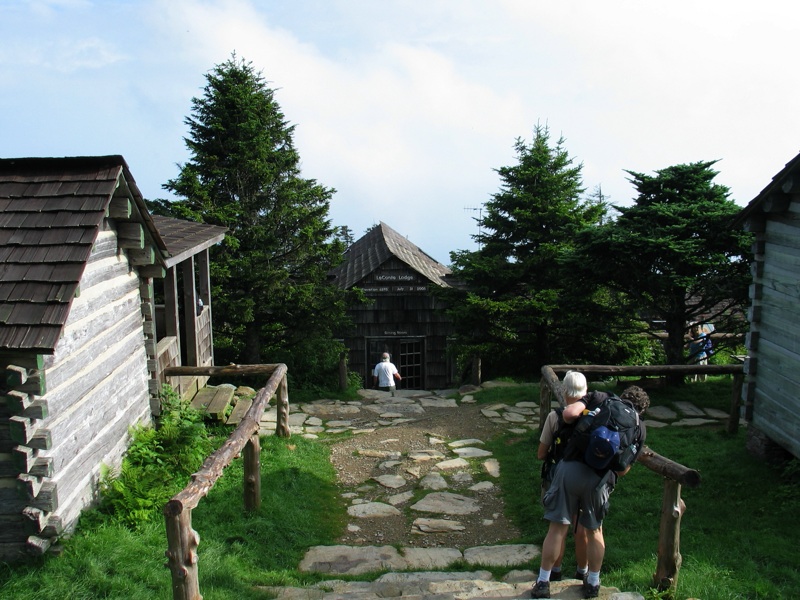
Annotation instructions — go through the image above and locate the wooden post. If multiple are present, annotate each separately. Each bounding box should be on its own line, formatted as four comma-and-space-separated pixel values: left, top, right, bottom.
728, 372, 743, 434
275, 374, 290, 437
653, 479, 685, 594
164, 504, 201, 600
471, 355, 481, 386
539, 377, 552, 431
338, 351, 348, 391
243, 434, 261, 512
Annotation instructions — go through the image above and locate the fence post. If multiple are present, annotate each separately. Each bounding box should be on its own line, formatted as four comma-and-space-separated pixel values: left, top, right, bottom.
471, 355, 481, 386
727, 372, 743, 434
275, 374, 290, 437
243, 434, 261, 512
164, 504, 201, 600
338, 351, 348, 391
653, 479, 685, 594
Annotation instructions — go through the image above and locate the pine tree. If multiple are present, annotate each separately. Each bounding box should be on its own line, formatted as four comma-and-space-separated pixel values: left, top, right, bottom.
447, 124, 608, 375
161, 55, 350, 380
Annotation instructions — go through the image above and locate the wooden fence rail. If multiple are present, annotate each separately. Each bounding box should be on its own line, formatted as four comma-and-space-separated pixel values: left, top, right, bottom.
540, 364, 743, 595
162, 363, 289, 600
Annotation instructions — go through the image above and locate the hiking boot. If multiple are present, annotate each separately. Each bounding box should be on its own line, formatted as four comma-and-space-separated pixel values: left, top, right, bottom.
582, 580, 600, 598
550, 570, 562, 581
529, 579, 551, 598
574, 570, 587, 581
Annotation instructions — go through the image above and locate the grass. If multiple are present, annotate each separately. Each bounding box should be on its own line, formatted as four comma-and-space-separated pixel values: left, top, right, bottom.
1, 376, 798, 599
488, 375, 800, 600
0, 435, 345, 600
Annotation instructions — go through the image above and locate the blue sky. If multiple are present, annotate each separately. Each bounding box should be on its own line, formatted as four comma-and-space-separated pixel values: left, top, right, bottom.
1, 0, 798, 264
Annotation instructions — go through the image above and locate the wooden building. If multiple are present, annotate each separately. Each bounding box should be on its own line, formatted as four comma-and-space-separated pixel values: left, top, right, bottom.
735, 151, 800, 460
0, 156, 226, 562
330, 222, 454, 390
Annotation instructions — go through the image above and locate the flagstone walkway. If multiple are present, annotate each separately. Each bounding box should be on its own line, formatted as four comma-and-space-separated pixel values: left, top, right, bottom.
249, 382, 729, 600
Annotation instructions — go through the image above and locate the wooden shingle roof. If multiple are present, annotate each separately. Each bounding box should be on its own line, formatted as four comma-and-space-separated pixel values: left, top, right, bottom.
0, 156, 168, 353
330, 222, 451, 289
150, 215, 227, 268
734, 151, 800, 227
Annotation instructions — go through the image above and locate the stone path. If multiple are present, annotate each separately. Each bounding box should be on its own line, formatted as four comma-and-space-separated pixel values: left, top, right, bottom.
246, 382, 731, 599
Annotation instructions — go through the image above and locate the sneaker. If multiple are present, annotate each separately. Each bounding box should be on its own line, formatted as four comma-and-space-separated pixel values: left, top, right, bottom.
529, 579, 551, 598
550, 570, 563, 581
582, 580, 600, 598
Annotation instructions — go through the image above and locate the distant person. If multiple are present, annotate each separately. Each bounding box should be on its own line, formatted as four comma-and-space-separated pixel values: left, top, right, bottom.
537, 370, 589, 582
687, 323, 711, 382
530, 382, 650, 599
373, 352, 401, 396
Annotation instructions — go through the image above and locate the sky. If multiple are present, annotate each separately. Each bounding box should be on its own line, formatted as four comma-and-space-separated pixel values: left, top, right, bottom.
1, 0, 799, 265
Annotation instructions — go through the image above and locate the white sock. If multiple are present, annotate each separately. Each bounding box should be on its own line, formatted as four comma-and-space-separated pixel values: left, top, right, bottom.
538, 568, 551, 582
586, 570, 600, 586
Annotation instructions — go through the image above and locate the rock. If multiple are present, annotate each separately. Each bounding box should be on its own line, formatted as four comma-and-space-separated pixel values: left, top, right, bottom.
411, 492, 480, 515
435, 457, 470, 470
347, 502, 401, 518
408, 449, 447, 461
299, 545, 405, 575
449, 438, 485, 448
469, 481, 494, 492
453, 447, 493, 458
400, 547, 463, 569
419, 397, 458, 408
463, 543, 539, 566
411, 518, 466, 533
387, 491, 414, 505
483, 458, 500, 477
373, 474, 407, 489
419, 472, 448, 490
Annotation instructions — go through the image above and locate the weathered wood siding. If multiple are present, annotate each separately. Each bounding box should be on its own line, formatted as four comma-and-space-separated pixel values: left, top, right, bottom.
1, 226, 151, 561
344, 258, 453, 389
745, 199, 800, 459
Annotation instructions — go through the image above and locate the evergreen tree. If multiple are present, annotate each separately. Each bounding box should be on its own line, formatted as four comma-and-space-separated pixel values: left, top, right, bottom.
160, 55, 351, 382
446, 124, 611, 376
575, 160, 752, 380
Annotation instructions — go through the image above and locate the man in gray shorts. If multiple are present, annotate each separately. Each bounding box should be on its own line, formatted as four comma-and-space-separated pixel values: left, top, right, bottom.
531, 382, 649, 599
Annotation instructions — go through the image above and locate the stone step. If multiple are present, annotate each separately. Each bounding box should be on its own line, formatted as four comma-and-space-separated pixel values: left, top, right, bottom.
260, 571, 634, 599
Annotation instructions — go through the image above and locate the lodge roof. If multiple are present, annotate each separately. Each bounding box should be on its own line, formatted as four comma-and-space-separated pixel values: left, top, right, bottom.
330, 221, 451, 289
0, 155, 225, 353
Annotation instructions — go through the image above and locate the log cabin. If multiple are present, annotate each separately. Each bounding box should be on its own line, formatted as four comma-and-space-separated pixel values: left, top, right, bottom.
0, 156, 226, 562
330, 222, 455, 390
734, 151, 800, 460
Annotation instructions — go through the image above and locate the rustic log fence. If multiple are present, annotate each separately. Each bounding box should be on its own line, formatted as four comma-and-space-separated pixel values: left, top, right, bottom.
161, 363, 290, 600
540, 363, 744, 595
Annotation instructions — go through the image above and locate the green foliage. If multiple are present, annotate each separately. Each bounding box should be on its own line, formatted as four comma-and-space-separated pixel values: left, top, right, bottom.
573, 161, 752, 373
446, 124, 622, 377
95, 386, 212, 528
154, 53, 352, 386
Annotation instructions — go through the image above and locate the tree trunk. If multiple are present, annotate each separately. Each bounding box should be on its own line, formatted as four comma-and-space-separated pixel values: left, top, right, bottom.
244, 325, 261, 364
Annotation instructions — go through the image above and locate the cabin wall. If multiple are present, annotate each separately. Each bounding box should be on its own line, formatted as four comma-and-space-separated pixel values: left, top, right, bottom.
744, 199, 800, 459
343, 258, 454, 390
0, 226, 151, 561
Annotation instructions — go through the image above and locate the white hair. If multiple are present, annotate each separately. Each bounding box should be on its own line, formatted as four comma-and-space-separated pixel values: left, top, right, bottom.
562, 370, 587, 400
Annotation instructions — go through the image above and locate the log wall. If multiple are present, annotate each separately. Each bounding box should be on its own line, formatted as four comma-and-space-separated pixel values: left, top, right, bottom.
743, 198, 800, 459
0, 226, 152, 562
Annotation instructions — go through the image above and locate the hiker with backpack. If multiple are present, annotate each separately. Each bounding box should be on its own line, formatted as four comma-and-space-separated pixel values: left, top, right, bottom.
537, 370, 589, 583
530, 374, 650, 599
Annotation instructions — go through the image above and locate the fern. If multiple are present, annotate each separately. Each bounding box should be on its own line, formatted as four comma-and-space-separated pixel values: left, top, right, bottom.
97, 385, 214, 529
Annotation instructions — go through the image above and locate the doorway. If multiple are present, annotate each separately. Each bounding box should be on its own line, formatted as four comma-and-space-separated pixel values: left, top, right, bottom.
366, 337, 425, 389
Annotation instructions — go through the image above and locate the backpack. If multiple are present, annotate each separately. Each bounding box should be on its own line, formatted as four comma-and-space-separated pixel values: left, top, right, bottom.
564, 394, 642, 473
540, 407, 576, 484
